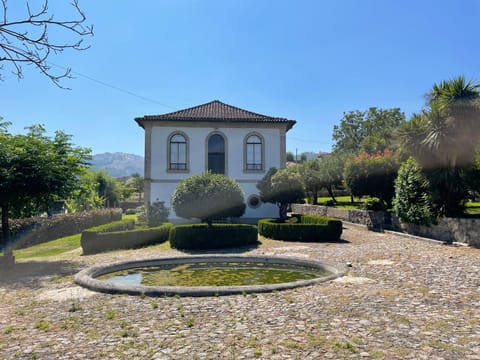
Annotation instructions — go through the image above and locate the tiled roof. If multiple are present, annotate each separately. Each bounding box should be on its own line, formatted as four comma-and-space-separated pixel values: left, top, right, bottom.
135, 100, 296, 130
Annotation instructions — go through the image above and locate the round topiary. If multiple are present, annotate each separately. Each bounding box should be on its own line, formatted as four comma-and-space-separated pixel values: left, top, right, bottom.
170, 172, 246, 225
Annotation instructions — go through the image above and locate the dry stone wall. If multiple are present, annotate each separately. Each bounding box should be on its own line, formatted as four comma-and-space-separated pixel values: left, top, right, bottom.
291, 204, 480, 248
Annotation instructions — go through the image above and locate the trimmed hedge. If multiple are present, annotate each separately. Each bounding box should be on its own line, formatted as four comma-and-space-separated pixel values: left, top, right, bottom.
4, 209, 123, 250
169, 224, 258, 250
81, 221, 173, 255
258, 215, 342, 242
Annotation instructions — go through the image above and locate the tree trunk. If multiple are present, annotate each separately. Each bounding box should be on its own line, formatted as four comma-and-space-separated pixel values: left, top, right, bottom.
1, 204, 9, 243
278, 203, 288, 220
327, 186, 337, 204
0, 204, 15, 268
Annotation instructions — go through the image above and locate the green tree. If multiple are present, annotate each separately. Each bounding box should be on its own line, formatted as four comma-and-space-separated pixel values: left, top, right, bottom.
257, 167, 305, 219
393, 157, 435, 225
332, 107, 405, 155
65, 169, 104, 212
128, 173, 144, 201
343, 150, 400, 208
398, 76, 480, 216
171, 172, 245, 226
286, 151, 295, 162
94, 171, 121, 208
317, 154, 345, 203
298, 161, 322, 204
0, 123, 91, 244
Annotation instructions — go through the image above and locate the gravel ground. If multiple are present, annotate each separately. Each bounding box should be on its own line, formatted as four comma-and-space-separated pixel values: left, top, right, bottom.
0, 224, 479, 360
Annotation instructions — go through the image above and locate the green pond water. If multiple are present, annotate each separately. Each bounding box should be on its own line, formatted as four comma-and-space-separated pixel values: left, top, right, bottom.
98, 262, 332, 287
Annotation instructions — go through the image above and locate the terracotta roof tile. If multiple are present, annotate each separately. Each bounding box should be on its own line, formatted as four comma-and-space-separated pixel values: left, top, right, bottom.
135, 100, 296, 130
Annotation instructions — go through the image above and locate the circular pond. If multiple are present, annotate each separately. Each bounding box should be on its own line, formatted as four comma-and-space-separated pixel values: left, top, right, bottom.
74, 256, 346, 297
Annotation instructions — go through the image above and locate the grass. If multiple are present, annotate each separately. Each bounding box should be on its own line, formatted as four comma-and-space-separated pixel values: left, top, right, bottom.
11, 234, 81, 260
312, 195, 367, 209
313, 196, 480, 216
2, 213, 139, 259
465, 201, 480, 215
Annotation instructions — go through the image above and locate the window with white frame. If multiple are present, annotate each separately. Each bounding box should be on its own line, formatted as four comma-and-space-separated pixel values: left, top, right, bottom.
169, 133, 187, 170
246, 134, 263, 170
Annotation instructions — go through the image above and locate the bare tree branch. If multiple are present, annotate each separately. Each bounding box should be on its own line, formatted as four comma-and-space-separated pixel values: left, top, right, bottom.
0, 0, 93, 88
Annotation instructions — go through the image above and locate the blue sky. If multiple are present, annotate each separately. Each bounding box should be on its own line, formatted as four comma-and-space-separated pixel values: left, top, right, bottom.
2, 0, 479, 156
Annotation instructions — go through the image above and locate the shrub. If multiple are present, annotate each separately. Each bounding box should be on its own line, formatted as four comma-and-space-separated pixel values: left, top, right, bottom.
343, 150, 400, 208
393, 157, 436, 225
147, 201, 170, 227
6, 208, 123, 250
169, 224, 257, 250
359, 198, 385, 211
124, 208, 136, 215
258, 215, 342, 242
81, 222, 173, 255
171, 172, 246, 225
135, 205, 147, 224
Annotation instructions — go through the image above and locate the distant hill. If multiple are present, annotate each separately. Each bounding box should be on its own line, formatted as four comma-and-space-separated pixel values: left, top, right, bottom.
91, 152, 144, 178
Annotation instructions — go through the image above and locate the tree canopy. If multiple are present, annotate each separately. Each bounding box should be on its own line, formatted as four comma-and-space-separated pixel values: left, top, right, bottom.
398, 75, 480, 216
0, 122, 90, 242
257, 167, 305, 219
332, 107, 405, 155
171, 172, 245, 225
343, 150, 400, 208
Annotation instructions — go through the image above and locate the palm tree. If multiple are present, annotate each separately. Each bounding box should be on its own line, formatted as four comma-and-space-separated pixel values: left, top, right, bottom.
427, 76, 480, 168
398, 76, 480, 216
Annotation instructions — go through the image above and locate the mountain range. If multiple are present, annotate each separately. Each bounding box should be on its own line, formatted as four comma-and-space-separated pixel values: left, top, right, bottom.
91, 152, 144, 178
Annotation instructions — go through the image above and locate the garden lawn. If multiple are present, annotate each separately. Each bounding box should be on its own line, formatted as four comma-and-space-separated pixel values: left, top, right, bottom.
465, 201, 480, 216
314, 195, 365, 209
11, 234, 81, 260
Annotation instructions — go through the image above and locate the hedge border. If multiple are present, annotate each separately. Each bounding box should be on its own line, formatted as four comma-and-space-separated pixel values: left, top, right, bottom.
81, 221, 173, 255
258, 215, 342, 242
169, 224, 258, 250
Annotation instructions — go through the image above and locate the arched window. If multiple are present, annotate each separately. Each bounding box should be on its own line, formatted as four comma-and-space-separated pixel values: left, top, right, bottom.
207, 134, 225, 174
245, 134, 263, 171
169, 133, 187, 170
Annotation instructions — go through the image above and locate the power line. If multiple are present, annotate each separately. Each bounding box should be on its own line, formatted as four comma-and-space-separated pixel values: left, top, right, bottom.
47, 62, 178, 110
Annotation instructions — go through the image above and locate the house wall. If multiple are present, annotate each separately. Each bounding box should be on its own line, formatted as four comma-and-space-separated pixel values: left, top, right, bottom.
146, 124, 286, 221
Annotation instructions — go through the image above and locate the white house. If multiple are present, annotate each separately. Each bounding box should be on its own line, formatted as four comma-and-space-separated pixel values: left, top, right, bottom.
135, 100, 296, 222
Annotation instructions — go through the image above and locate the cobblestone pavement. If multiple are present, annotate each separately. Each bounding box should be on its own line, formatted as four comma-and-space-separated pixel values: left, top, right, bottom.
0, 224, 479, 359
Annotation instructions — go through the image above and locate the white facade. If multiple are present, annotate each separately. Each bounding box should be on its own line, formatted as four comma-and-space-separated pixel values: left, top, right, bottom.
136, 101, 295, 223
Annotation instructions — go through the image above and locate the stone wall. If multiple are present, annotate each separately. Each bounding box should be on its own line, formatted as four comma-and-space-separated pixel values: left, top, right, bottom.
291, 204, 480, 248
291, 204, 385, 229
399, 217, 480, 248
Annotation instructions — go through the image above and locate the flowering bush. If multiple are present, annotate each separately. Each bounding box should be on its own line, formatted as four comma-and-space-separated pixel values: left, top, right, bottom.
343, 150, 400, 208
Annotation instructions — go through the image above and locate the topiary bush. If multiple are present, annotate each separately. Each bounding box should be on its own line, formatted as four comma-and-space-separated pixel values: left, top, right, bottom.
258, 215, 342, 242
81, 221, 172, 255
169, 224, 257, 250
171, 172, 245, 225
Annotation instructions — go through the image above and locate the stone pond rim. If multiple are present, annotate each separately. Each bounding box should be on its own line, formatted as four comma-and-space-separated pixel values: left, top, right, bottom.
74, 255, 347, 297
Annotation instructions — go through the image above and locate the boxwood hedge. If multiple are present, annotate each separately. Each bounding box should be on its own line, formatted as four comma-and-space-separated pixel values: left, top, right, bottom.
169, 224, 258, 250
81, 221, 172, 255
258, 215, 342, 242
